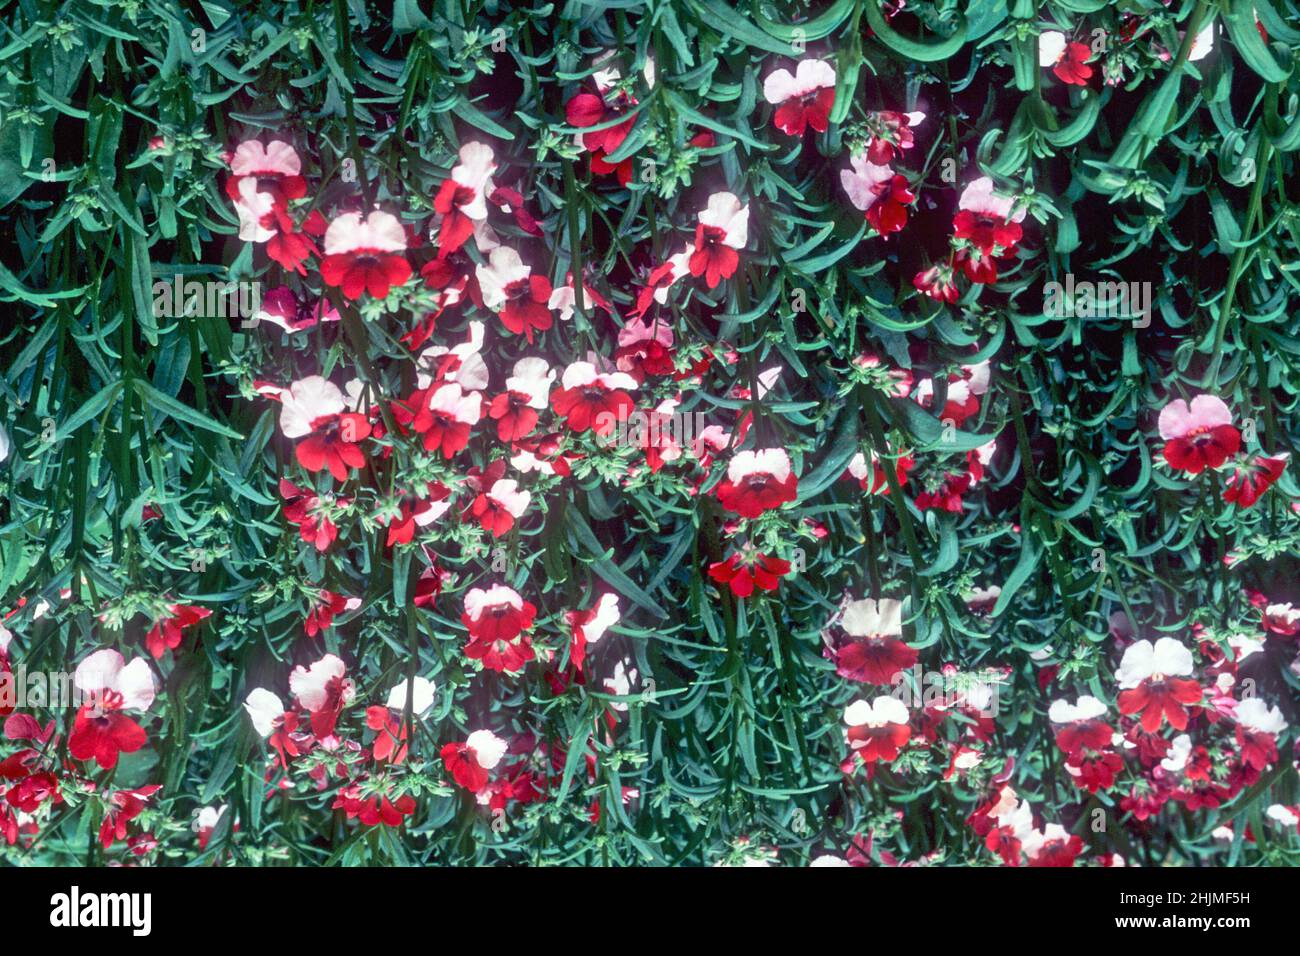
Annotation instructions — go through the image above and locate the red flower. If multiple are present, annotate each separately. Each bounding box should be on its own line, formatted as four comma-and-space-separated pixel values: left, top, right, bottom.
688, 193, 748, 289
1052, 42, 1094, 86
144, 604, 211, 659
551, 362, 638, 435
708, 551, 791, 598
69, 701, 148, 771
1224, 454, 1288, 508
295, 412, 372, 483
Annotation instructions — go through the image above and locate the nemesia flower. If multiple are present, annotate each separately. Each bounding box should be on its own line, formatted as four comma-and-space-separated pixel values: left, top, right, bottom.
845, 449, 914, 495
99, 785, 163, 849
565, 593, 620, 672
689, 192, 749, 289
843, 697, 912, 764
865, 110, 924, 165
1157, 395, 1241, 474
1116, 638, 1202, 732
144, 603, 211, 659
840, 155, 915, 236
280, 479, 344, 552
225, 140, 306, 243
69, 649, 158, 770
254, 286, 339, 333
952, 177, 1025, 282
289, 653, 355, 738
304, 590, 360, 637
476, 247, 553, 343
1048, 695, 1112, 756
434, 141, 496, 256
830, 598, 918, 685
715, 448, 799, 519
1039, 31, 1093, 85
762, 59, 836, 136
551, 361, 638, 435
441, 729, 507, 793
471, 478, 531, 537
1223, 453, 1287, 508
708, 551, 791, 598
489, 357, 554, 441
411, 381, 482, 457
462, 586, 537, 645
278, 376, 372, 482
320, 210, 411, 300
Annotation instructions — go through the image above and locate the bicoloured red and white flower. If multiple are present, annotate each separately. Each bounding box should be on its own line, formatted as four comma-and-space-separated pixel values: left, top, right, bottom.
476, 247, 553, 343
843, 697, 912, 764
278, 376, 372, 482
1157, 395, 1241, 475
952, 177, 1026, 282
225, 140, 307, 243
144, 603, 211, 659
845, 449, 914, 495
841, 155, 915, 237
69, 649, 157, 770
548, 272, 612, 322
551, 361, 638, 435
320, 210, 411, 300
411, 381, 482, 457
254, 287, 339, 333
1048, 695, 1113, 757
829, 598, 918, 686
368, 676, 438, 764
1022, 823, 1085, 867
565, 593, 620, 672
384, 482, 452, 547
715, 448, 799, 519
690, 192, 749, 289
289, 653, 355, 739
471, 478, 531, 538
441, 729, 507, 794
1116, 638, 1202, 733
489, 357, 554, 441
1235, 698, 1287, 770
615, 317, 676, 382
460, 585, 533, 641
762, 59, 836, 136
243, 687, 306, 768
632, 249, 693, 317
433, 141, 497, 257
566, 64, 638, 184
1039, 31, 1093, 85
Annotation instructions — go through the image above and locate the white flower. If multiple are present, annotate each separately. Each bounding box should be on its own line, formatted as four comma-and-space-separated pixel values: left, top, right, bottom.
727, 448, 792, 484
697, 192, 749, 248
1160, 733, 1192, 773
762, 59, 836, 105
476, 247, 532, 311
289, 654, 354, 713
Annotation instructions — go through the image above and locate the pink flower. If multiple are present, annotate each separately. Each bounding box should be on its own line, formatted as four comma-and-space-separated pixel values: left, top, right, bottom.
840, 156, 914, 236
